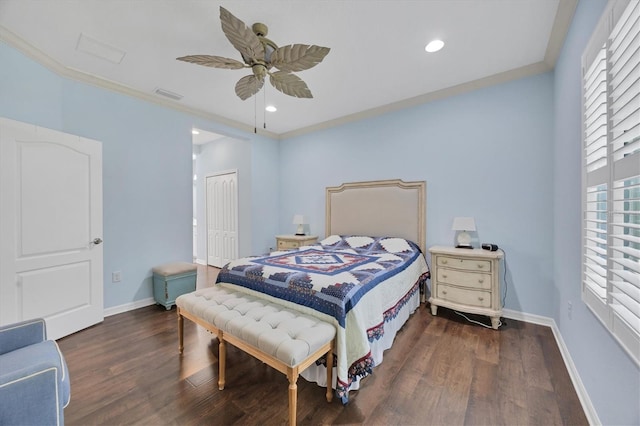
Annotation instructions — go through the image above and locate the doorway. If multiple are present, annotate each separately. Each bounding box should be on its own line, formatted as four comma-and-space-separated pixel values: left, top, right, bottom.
0, 117, 104, 339
205, 171, 238, 268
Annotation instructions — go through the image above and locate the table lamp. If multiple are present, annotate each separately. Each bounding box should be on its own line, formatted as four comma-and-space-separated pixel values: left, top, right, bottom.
292, 214, 306, 236
452, 217, 475, 249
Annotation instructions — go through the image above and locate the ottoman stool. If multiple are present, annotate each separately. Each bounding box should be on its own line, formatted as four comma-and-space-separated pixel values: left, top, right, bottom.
152, 262, 197, 310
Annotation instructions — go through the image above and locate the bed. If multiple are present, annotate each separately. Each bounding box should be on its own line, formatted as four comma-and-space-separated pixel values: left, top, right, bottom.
215, 179, 430, 403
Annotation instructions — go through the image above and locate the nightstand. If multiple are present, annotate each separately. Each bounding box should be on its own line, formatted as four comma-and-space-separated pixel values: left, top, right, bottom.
428, 246, 504, 329
275, 235, 318, 251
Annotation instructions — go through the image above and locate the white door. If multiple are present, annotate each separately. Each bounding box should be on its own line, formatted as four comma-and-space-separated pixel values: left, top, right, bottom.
206, 171, 238, 268
0, 117, 103, 340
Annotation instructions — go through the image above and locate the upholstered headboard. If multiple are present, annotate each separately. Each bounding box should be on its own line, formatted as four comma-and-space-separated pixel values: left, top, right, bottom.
325, 179, 426, 253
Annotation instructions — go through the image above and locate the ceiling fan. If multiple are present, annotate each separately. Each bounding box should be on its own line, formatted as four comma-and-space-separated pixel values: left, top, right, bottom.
177, 6, 330, 101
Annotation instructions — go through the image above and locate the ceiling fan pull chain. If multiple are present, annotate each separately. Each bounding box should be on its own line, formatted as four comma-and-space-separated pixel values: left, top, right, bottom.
254, 90, 257, 134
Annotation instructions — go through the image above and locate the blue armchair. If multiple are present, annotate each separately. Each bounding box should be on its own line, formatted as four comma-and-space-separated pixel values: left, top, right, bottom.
0, 318, 71, 425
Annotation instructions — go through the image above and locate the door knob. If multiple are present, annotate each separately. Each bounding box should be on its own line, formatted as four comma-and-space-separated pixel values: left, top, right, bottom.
92, 238, 103, 245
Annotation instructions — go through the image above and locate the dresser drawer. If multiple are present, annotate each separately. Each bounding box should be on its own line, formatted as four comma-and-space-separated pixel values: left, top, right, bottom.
437, 256, 491, 272
275, 236, 318, 251
278, 240, 300, 249
436, 284, 492, 308
436, 268, 492, 290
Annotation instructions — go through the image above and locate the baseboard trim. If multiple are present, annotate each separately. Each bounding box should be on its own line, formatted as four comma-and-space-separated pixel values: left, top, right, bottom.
548, 319, 600, 426
195, 258, 207, 265
502, 308, 555, 326
103, 297, 157, 318
503, 309, 600, 426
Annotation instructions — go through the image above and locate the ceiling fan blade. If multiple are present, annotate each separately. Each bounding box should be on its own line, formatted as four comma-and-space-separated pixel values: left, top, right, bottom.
269, 71, 312, 98
176, 55, 246, 69
219, 6, 264, 64
270, 44, 330, 72
235, 74, 265, 100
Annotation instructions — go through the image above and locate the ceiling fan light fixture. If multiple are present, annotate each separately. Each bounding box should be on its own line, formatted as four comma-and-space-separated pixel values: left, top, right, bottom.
176, 6, 330, 101
263, 40, 277, 63
265, 105, 277, 112
425, 39, 445, 53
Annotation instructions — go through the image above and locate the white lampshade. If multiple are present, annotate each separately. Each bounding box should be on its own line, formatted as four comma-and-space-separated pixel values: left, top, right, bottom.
452, 217, 476, 231
452, 217, 476, 248
292, 214, 305, 235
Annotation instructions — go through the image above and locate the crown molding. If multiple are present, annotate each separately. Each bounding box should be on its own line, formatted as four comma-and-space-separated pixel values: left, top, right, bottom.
280, 61, 551, 139
281, 0, 577, 140
544, 0, 579, 67
1, 0, 576, 141
0, 25, 279, 140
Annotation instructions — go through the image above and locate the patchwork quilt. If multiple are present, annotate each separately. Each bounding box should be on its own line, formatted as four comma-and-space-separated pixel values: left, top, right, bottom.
216, 235, 430, 402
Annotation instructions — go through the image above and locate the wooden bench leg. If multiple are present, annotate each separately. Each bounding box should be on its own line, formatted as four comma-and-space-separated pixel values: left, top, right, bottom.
177, 310, 184, 354
287, 370, 299, 425
218, 331, 226, 391
325, 348, 334, 403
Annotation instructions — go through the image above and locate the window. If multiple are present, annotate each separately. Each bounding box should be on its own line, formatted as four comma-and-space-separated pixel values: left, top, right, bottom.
582, 0, 639, 365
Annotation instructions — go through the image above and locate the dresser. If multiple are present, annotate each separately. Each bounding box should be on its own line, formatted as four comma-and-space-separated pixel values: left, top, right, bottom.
428, 246, 503, 329
275, 235, 318, 251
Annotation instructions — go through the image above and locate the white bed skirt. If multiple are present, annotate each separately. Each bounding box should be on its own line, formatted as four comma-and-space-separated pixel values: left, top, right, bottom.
300, 290, 421, 392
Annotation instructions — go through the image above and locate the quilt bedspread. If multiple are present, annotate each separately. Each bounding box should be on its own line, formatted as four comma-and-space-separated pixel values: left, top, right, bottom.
216, 235, 430, 402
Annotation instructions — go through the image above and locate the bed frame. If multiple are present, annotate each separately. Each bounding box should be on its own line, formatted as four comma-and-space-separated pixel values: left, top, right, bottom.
325, 179, 426, 254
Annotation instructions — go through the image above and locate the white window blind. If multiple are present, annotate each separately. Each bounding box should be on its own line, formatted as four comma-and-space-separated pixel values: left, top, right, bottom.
582, 0, 640, 366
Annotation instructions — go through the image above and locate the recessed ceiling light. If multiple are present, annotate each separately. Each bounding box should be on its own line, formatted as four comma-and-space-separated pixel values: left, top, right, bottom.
192, 129, 200, 135
265, 105, 277, 112
425, 39, 445, 53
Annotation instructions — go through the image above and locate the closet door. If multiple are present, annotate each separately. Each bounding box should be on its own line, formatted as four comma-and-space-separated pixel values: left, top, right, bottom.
206, 171, 238, 268
0, 118, 104, 340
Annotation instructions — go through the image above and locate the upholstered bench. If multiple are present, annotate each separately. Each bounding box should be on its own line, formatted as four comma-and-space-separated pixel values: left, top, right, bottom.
152, 262, 197, 310
176, 285, 336, 425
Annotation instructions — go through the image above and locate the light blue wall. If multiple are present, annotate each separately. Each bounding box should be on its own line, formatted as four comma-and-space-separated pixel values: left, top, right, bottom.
0, 44, 64, 129
553, 0, 640, 424
279, 73, 555, 317
250, 134, 281, 253
0, 41, 279, 309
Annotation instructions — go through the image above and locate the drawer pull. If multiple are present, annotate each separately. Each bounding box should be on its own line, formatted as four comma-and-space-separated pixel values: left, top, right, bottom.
478, 296, 484, 301
442, 290, 447, 295
442, 259, 448, 264
442, 274, 447, 279
478, 278, 484, 284
477, 264, 484, 269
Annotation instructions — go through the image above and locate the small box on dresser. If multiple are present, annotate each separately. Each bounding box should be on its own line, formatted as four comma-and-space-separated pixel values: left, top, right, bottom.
428, 246, 504, 329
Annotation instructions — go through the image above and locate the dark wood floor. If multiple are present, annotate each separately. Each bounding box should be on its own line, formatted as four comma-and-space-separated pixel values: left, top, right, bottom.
57, 265, 587, 425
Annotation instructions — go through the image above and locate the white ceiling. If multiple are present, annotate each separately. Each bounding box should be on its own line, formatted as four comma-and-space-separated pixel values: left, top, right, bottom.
0, 0, 576, 138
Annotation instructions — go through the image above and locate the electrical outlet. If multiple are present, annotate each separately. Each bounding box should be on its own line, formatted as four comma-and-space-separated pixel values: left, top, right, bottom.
112, 271, 122, 283
567, 301, 573, 319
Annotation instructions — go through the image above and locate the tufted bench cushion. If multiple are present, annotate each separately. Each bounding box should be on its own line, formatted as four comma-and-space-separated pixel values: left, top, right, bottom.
176, 285, 336, 425
177, 286, 334, 366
